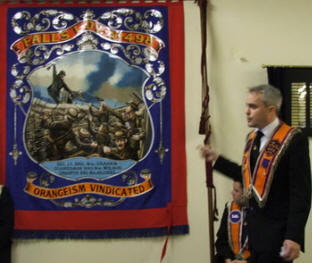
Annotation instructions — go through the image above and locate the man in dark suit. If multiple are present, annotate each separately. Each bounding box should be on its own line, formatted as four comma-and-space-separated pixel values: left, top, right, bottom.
0, 185, 14, 263
200, 85, 311, 263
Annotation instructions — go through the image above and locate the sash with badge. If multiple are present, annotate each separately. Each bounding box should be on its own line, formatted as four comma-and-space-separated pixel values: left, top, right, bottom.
227, 201, 250, 260
242, 122, 299, 207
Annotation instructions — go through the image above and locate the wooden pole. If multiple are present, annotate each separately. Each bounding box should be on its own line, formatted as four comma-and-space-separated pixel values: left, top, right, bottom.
196, 0, 218, 262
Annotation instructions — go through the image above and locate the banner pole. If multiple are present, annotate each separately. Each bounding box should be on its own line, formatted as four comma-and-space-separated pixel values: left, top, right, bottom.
196, 0, 218, 262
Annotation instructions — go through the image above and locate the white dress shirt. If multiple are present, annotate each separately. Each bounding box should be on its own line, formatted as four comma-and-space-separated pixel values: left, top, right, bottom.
256, 118, 280, 151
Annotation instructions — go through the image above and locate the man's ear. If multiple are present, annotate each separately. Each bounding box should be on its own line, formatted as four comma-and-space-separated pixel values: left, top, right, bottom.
268, 105, 276, 114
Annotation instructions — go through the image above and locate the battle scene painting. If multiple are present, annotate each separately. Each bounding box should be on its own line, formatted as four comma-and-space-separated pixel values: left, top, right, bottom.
24, 50, 152, 180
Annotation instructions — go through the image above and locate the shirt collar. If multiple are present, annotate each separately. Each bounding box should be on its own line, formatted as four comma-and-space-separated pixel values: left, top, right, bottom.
257, 118, 280, 139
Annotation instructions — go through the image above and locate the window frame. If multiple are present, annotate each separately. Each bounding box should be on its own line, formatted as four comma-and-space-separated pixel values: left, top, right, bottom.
267, 66, 312, 136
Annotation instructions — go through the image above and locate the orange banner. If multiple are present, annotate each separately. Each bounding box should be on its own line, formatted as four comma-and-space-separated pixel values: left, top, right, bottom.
24, 177, 153, 200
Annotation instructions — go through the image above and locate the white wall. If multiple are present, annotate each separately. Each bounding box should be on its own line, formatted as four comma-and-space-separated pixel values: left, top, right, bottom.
207, 1, 312, 263
11, 1, 312, 262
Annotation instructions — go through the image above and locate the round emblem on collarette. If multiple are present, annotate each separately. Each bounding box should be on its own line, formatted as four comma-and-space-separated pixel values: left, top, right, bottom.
265, 139, 281, 156
230, 210, 241, 223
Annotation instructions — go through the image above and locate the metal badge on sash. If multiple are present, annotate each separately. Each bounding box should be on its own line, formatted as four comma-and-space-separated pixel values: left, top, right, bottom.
230, 210, 241, 224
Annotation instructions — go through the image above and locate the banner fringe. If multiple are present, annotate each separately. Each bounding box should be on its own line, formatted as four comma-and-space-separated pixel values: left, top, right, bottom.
13, 225, 189, 239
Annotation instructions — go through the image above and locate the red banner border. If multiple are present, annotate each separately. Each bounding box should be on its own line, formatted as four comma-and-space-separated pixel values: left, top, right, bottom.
0, 2, 187, 231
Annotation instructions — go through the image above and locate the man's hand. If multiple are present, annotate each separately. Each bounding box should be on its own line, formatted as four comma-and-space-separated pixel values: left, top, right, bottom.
103, 146, 111, 154
198, 144, 219, 163
281, 239, 301, 261
91, 142, 98, 148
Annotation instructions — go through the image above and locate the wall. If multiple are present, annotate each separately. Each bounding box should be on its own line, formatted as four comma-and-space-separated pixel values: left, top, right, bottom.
11, 1, 312, 262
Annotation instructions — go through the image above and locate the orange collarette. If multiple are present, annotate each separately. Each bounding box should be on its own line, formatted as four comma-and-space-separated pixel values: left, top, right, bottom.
242, 122, 299, 207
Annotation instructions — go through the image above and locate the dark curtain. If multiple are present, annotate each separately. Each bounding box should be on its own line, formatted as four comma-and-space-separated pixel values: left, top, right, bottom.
267, 67, 287, 123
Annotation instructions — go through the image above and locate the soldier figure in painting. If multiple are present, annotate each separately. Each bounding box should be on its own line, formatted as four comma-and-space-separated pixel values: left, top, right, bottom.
87, 117, 111, 156
103, 130, 138, 160
71, 128, 98, 157
123, 102, 145, 156
40, 108, 78, 160
47, 64, 74, 104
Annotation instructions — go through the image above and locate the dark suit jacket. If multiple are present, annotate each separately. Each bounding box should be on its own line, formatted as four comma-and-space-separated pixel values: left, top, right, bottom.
0, 186, 14, 263
214, 131, 311, 253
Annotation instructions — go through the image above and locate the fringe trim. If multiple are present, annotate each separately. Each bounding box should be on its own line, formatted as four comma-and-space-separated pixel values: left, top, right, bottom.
13, 225, 189, 239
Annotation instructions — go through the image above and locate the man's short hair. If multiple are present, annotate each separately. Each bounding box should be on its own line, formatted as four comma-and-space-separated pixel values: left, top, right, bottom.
248, 84, 282, 113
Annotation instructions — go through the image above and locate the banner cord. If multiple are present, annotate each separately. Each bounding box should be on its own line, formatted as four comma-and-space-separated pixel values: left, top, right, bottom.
196, 0, 219, 262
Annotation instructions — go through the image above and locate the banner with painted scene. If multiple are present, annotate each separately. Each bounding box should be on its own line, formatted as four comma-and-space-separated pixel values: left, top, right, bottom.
0, 0, 188, 238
